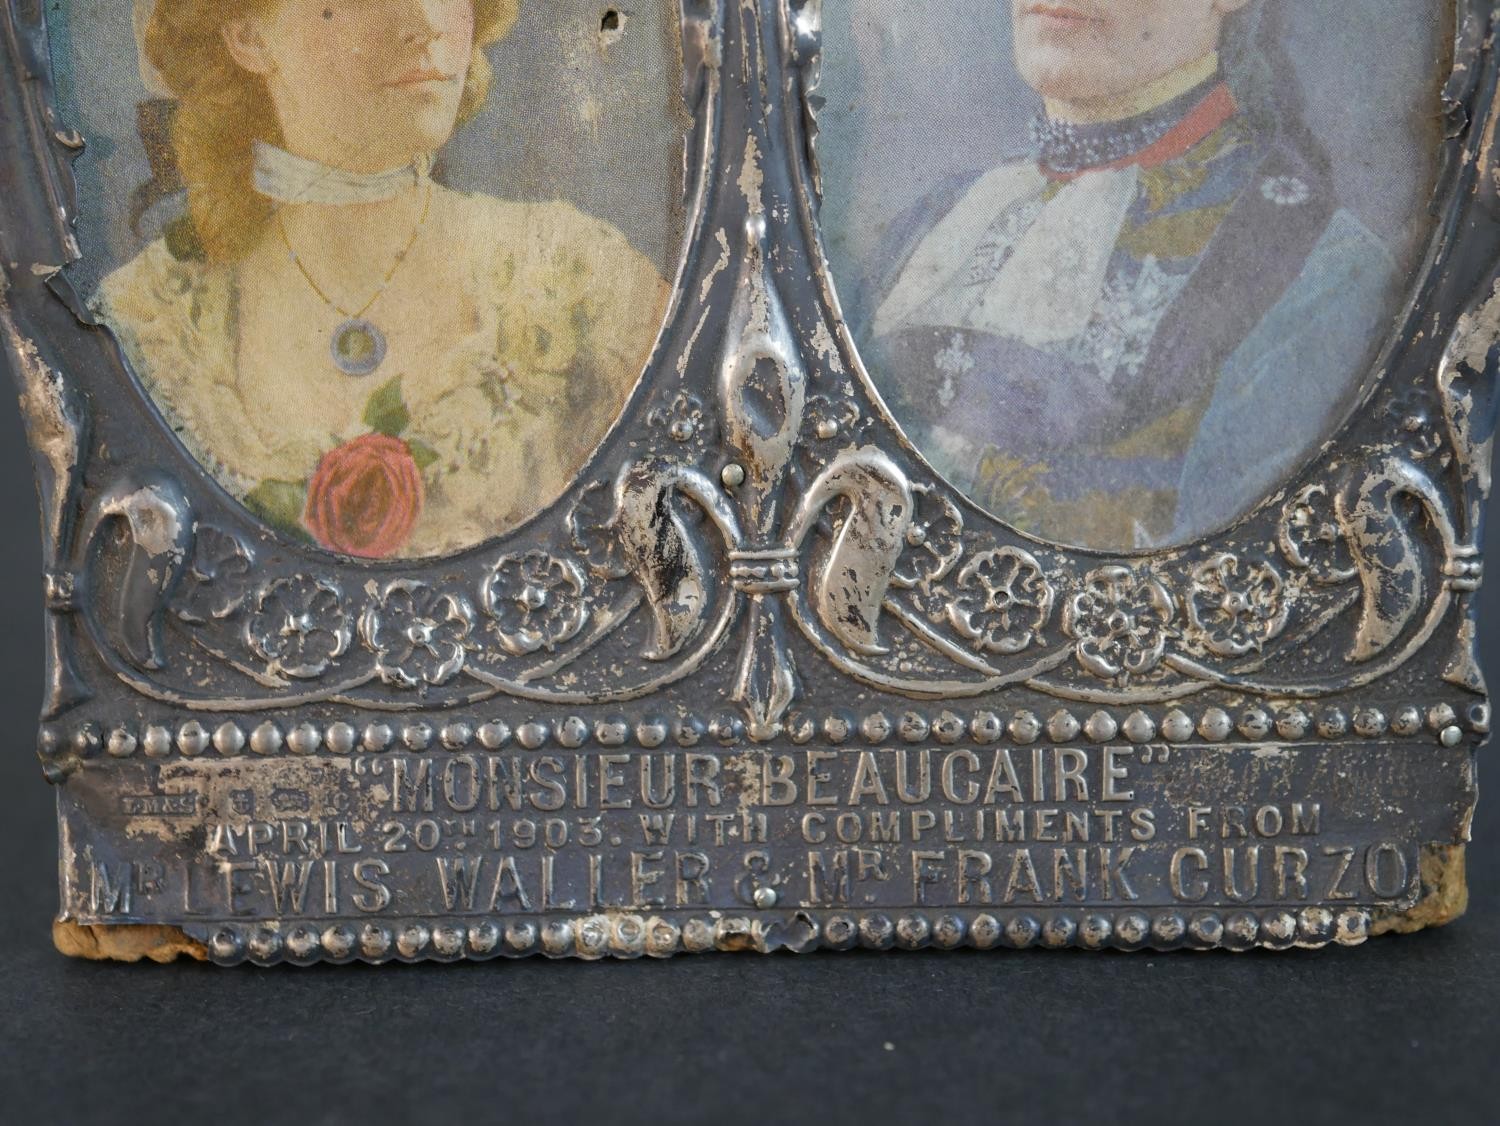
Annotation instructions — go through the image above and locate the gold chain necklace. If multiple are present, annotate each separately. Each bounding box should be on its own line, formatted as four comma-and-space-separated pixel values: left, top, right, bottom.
276, 179, 434, 377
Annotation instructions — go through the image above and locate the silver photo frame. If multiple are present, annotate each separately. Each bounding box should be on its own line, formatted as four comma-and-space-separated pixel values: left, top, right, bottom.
1, 0, 1496, 962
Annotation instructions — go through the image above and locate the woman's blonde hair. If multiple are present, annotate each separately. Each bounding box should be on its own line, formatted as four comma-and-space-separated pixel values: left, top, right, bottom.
145, 0, 519, 262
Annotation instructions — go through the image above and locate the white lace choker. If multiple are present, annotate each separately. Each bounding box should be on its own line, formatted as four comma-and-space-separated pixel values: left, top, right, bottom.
252, 141, 430, 205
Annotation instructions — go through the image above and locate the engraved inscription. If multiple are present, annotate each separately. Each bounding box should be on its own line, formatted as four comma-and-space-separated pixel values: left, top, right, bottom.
59, 742, 1469, 942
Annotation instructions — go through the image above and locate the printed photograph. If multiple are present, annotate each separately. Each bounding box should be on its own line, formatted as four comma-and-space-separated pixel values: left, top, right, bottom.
820, 0, 1446, 550
57, 0, 685, 558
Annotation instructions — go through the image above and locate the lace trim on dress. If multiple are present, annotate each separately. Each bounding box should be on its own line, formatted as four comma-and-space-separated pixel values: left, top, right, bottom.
92, 194, 667, 556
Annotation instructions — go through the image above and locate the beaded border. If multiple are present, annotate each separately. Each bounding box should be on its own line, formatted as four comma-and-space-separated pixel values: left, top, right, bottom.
40, 699, 1491, 774
192, 904, 1377, 965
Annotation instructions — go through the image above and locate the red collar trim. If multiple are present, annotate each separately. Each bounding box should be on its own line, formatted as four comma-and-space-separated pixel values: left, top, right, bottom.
1043, 83, 1239, 182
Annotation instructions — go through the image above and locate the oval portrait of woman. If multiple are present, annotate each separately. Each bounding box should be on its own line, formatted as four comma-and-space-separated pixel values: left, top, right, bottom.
59, 0, 686, 558
818, 0, 1445, 551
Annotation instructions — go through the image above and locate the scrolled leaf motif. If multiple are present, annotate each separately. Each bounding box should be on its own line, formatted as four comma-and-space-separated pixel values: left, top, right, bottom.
1278, 461, 1458, 663
481, 551, 589, 657
359, 580, 474, 689
85, 474, 195, 671
244, 575, 351, 680
1183, 553, 1289, 658
788, 446, 912, 656
603, 460, 736, 661
945, 547, 1054, 655
1337, 455, 1455, 663
1062, 566, 1175, 681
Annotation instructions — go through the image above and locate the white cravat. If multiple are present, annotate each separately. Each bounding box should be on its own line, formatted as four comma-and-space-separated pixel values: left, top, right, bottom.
967, 166, 1139, 346
874, 162, 1140, 350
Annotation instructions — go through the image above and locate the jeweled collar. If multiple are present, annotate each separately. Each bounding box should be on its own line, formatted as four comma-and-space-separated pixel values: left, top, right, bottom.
1034, 77, 1237, 179
252, 141, 432, 206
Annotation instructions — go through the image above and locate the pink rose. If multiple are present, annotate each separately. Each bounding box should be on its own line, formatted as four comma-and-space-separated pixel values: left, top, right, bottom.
302, 433, 423, 558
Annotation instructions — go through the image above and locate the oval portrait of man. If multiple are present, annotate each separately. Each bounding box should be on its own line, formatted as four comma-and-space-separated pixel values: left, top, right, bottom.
60, 0, 686, 559
819, 0, 1445, 550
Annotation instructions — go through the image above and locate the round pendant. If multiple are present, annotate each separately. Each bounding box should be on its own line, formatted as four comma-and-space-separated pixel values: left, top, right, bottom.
330, 318, 387, 377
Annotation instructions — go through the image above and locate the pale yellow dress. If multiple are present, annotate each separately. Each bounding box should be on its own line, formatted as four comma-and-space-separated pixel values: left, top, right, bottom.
93, 193, 668, 557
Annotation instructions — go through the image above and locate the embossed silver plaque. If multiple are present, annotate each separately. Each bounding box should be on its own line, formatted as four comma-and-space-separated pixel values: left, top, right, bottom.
2, 0, 1496, 963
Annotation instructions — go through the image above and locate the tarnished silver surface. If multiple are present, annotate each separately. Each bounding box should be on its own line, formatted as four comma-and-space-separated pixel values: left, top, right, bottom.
3, 0, 1499, 962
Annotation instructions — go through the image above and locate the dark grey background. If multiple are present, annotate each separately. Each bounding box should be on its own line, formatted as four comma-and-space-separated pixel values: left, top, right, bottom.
0, 404, 1495, 1119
